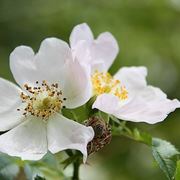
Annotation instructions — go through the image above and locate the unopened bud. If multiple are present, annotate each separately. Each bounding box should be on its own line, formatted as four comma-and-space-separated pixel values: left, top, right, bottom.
85, 116, 112, 155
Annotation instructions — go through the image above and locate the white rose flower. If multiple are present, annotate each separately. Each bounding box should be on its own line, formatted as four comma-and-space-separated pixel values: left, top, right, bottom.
70, 23, 180, 124
0, 38, 94, 162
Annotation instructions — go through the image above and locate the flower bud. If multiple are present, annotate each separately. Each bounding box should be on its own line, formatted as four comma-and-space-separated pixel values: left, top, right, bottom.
85, 116, 112, 155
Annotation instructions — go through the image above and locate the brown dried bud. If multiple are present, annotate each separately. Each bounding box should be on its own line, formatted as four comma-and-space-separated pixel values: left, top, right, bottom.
85, 116, 112, 155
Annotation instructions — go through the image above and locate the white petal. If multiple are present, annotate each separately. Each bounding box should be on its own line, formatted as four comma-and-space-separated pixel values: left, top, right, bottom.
92, 94, 120, 115
10, 38, 72, 87
70, 23, 94, 49
91, 32, 119, 71
114, 66, 147, 95
71, 40, 106, 73
116, 87, 180, 124
0, 78, 24, 131
62, 59, 92, 109
71, 40, 91, 66
0, 116, 47, 160
9, 46, 35, 87
93, 87, 180, 124
71, 31, 119, 72
47, 114, 94, 163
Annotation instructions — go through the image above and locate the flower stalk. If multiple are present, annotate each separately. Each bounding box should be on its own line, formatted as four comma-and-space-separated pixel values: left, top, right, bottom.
72, 158, 80, 180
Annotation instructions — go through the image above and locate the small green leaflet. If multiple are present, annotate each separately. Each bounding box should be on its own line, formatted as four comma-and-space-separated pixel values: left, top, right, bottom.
152, 138, 179, 180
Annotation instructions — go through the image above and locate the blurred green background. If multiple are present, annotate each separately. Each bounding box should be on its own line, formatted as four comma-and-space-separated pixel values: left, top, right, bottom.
0, 0, 180, 179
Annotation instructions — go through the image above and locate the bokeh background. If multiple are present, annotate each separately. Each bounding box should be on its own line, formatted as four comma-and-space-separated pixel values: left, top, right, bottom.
0, 0, 180, 179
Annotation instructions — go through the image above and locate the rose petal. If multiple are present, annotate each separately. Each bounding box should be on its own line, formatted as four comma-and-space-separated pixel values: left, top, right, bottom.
62, 59, 92, 109
0, 78, 24, 131
114, 66, 147, 95
47, 114, 94, 163
10, 38, 72, 87
0, 116, 47, 160
93, 87, 180, 124
70, 23, 94, 49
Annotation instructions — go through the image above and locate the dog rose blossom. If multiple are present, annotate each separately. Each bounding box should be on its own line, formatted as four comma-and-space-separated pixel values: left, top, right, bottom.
0, 38, 94, 161
70, 23, 180, 124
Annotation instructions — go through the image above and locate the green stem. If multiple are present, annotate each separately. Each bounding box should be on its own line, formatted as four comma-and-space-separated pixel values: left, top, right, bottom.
72, 159, 80, 180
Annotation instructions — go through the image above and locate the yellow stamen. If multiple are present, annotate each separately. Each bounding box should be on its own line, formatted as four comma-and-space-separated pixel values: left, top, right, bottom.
18, 80, 66, 120
91, 70, 128, 100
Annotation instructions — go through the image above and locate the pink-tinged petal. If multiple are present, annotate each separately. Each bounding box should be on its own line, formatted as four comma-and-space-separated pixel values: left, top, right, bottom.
47, 114, 94, 163
0, 116, 47, 160
70, 23, 94, 49
0, 78, 24, 131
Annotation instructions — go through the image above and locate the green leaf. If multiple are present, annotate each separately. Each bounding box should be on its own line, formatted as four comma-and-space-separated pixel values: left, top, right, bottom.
0, 153, 20, 180
152, 138, 179, 180
175, 160, 180, 180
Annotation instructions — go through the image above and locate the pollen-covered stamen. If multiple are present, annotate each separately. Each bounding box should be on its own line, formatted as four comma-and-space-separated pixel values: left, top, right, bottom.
91, 70, 128, 100
18, 80, 66, 119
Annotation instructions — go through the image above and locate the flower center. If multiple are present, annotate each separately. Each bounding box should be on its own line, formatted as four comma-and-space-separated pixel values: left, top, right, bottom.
18, 80, 66, 120
91, 70, 128, 100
